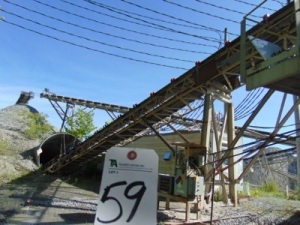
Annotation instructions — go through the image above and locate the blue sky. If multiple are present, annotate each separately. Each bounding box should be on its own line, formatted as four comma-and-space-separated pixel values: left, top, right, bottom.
0, 0, 289, 130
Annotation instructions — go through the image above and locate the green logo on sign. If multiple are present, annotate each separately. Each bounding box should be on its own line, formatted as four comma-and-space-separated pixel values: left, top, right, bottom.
110, 159, 118, 167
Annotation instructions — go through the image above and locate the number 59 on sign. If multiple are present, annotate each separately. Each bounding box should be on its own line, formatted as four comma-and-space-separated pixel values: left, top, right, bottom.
94, 147, 158, 225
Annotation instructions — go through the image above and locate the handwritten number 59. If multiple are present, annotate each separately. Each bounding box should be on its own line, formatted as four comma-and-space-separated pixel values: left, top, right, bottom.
97, 181, 147, 223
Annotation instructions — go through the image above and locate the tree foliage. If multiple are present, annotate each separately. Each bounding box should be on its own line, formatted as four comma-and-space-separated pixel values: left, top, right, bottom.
22, 110, 54, 140
65, 108, 96, 140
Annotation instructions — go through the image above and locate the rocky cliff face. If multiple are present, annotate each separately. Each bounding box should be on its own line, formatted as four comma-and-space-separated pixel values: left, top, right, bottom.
0, 105, 41, 154
0, 104, 51, 183
244, 147, 296, 190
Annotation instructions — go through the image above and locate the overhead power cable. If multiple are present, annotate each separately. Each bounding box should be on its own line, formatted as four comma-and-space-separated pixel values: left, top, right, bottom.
4, 1, 211, 55
244, 147, 296, 161
63, 0, 221, 43
208, 127, 300, 166
193, 0, 261, 19
162, 0, 240, 24
59, 0, 194, 38
235, 89, 258, 114
271, 0, 286, 6
171, 100, 204, 130
120, 0, 238, 36
3, 9, 194, 63
235, 88, 265, 120
81, 0, 218, 34
184, 100, 204, 122
211, 126, 300, 159
170, 100, 204, 131
2, 19, 188, 70
233, 0, 277, 11
248, 123, 300, 130
84, 0, 221, 42
31, 0, 217, 48
235, 102, 260, 120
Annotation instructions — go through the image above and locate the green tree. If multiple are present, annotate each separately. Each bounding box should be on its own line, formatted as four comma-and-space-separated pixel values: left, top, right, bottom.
23, 110, 54, 139
65, 108, 97, 140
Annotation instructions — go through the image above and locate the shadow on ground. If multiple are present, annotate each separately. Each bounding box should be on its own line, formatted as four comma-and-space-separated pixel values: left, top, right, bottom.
0, 169, 101, 224
277, 210, 300, 225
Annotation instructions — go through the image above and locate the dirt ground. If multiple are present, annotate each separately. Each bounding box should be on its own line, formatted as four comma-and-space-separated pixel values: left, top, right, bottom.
1, 170, 300, 225
0, 171, 97, 225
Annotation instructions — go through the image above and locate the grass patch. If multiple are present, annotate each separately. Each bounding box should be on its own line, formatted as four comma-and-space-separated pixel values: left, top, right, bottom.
0, 137, 8, 149
288, 189, 300, 201
261, 179, 279, 193
0, 170, 31, 184
0, 148, 16, 156
0, 137, 15, 156
247, 179, 287, 199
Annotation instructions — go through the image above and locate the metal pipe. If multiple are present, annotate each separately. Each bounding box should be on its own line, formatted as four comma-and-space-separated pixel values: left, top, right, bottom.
210, 167, 215, 225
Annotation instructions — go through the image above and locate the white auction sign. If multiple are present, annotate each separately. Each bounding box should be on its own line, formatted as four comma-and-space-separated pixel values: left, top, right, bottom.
94, 147, 158, 225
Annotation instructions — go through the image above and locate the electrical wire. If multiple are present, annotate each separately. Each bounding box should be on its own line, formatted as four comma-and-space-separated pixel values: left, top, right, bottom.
233, 0, 277, 11
66, 0, 221, 43
235, 101, 261, 121
193, 0, 262, 19
163, 100, 204, 131
81, 0, 219, 35
184, 100, 204, 123
175, 100, 204, 130
207, 128, 300, 168
211, 127, 300, 159
2, 19, 188, 70
162, 0, 240, 24
3, 9, 196, 63
221, 129, 297, 159
244, 147, 296, 160
248, 123, 300, 130
120, 0, 239, 37
30, 0, 218, 48
235, 88, 265, 120
234, 89, 259, 113
271, 0, 286, 6
4, 0, 212, 55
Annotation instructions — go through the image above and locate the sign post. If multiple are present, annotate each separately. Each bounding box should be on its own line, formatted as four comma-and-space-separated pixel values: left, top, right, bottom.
94, 147, 158, 225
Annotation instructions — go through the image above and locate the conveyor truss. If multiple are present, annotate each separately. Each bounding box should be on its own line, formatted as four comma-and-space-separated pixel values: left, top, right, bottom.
42, 0, 300, 205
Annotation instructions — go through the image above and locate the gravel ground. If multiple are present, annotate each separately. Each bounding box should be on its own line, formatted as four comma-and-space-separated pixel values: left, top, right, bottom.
0, 105, 299, 224
0, 171, 99, 225
158, 197, 300, 225
0, 171, 299, 225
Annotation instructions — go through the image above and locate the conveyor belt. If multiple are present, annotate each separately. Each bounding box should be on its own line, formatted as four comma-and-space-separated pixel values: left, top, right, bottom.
16, 91, 34, 105
40, 92, 131, 113
44, 2, 298, 173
